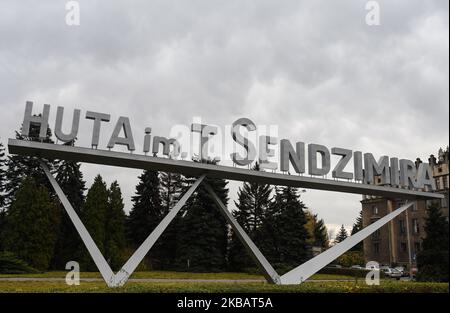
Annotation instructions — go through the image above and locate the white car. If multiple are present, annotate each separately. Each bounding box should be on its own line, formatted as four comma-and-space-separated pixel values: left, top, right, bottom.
394, 266, 408, 277
382, 267, 402, 279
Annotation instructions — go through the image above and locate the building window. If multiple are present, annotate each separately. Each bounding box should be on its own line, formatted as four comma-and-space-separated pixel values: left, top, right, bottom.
414, 242, 420, 253
373, 243, 380, 255
412, 219, 419, 234
399, 220, 406, 235
412, 203, 418, 211
372, 205, 379, 215
443, 176, 448, 189
400, 242, 407, 252
436, 179, 441, 190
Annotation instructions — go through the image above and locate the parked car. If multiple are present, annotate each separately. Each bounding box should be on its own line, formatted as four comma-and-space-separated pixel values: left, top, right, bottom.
328, 264, 343, 269
382, 267, 402, 279
394, 266, 408, 277
350, 265, 365, 270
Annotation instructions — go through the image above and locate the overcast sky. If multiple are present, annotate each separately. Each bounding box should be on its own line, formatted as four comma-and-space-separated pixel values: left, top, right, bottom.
0, 0, 448, 238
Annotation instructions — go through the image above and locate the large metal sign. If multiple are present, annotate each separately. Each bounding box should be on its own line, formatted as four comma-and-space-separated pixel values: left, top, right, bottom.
7, 102, 444, 287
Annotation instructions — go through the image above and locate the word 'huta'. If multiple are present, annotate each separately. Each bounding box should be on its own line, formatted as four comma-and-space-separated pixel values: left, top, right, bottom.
21, 102, 436, 191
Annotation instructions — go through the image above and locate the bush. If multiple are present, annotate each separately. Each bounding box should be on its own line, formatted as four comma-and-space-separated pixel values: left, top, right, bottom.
0, 252, 39, 274
336, 251, 365, 268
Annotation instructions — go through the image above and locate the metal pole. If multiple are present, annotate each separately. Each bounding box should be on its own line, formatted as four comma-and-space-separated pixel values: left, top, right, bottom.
204, 183, 281, 284
114, 175, 206, 286
42, 159, 205, 287
280, 202, 414, 284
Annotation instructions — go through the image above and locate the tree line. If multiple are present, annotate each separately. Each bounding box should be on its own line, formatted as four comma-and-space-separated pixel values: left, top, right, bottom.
0, 122, 329, 273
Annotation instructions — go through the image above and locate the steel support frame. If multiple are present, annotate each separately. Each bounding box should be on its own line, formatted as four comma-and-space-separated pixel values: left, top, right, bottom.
41, 162, 205, 287
42, 161, 415, 287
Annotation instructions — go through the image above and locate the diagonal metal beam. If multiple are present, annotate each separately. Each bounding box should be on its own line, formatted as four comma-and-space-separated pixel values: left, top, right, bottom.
42, 159, 205, 287
40, 162, 115, 285
204, 183, 281, 284
113, 175, 205, 286
280, 201, 414, 284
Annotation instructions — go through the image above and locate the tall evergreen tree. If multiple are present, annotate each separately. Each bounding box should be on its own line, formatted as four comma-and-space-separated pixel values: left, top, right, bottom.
259, 187, 282, 265
305, 211, 329, 248
228, 163, 272, 271
0, 141, 6, 210
174, 160, 229, 272
80, 175, 109, 271
0, 210, 5, 252
159, 171, 185, 270
260, 186, 309, 268
4, 123, 56, 207
105, 181, 126, 271
2, 177, 60, 270
50, 151, 86, 269
417, 203, 449, 282
0, 141, 6, 251
126, 170, 163, 269
350, 211, 363, 251
335, 225, 348, 244
160, 172, 184, 212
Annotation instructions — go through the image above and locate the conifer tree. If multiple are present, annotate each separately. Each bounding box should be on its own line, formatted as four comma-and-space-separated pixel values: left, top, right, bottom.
228, 163, 272, 271
105, 181, 126, 271
276, 187, 309, 266
159, 171, 185, 270
174, 160, 229, 272
259, 187, 282, 264
417, 203, 449, 282
305, 211, 329, 248
126, 170, 163, 269
260, 186, 309, 268
80, 175, 108, 271
335, 225, 348, 243
4, 124, 56, 207
313, 217, 328, 248
0, 141, 6, 210
350, 211, 363, 251
0, 142, 6, 250
50, 152, 86, 269
0, 210, 5, 252
2, 177, 59, 271
160, 172, 184, 212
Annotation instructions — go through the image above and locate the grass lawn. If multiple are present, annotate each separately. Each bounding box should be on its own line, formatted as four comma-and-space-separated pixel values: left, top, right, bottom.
0, 272, 448, 293
0, 280, 447, 293
0, 271, 352, 281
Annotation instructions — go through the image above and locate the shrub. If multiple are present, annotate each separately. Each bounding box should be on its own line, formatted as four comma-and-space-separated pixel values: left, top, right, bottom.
0, 252, 39, 274
336, 251, 365, 268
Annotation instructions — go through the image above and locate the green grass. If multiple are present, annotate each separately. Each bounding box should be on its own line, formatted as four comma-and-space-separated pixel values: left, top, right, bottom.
0, 271, 448, 293
0, 280, 447, 293
0, 271, 352, 281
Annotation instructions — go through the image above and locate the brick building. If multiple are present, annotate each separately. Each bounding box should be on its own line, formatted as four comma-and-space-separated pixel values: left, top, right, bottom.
361, 147, 449, 268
